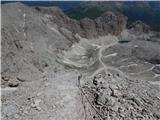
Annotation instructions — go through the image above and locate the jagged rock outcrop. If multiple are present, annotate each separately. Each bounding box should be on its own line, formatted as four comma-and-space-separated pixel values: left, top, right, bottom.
80, 18, 97, 38
82, 73, 160, 120
128, 20, 150, 34
95, 11, 127, 36
34, 6, 85, 37
35, 7, 127, 38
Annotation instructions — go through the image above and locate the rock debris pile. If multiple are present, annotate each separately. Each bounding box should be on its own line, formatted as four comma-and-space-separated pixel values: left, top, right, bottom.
80, 71, 160, 120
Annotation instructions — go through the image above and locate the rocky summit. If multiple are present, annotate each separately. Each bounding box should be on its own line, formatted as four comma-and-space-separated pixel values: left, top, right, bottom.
1, 2, 160, 120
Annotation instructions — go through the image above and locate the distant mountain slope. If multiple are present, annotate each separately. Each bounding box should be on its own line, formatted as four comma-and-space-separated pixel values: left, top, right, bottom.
67, 1, 160, 32
2, 1, 160, 31
1, 1, 81, 11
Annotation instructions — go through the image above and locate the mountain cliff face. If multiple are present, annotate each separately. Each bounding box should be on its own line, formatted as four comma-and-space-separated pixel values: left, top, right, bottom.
1, 2, 160, 120
128, 20, 150, 34
2, 1, 160, 31
67, 1, 160, 31
34, 6, 127, 38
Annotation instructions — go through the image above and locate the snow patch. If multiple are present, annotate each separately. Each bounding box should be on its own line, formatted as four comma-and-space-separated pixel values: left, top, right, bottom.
103, 53, 118, 58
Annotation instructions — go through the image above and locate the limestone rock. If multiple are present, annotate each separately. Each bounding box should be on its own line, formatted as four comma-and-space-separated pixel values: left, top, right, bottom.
128, 20, 150, 34
95, 11, 127, 36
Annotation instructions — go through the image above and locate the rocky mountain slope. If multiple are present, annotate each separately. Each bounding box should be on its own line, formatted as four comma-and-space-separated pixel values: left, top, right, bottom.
1, 2, 160, 120
67, 1, 160, 31
34, 6, 127, 38
2, 1, 160, 31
